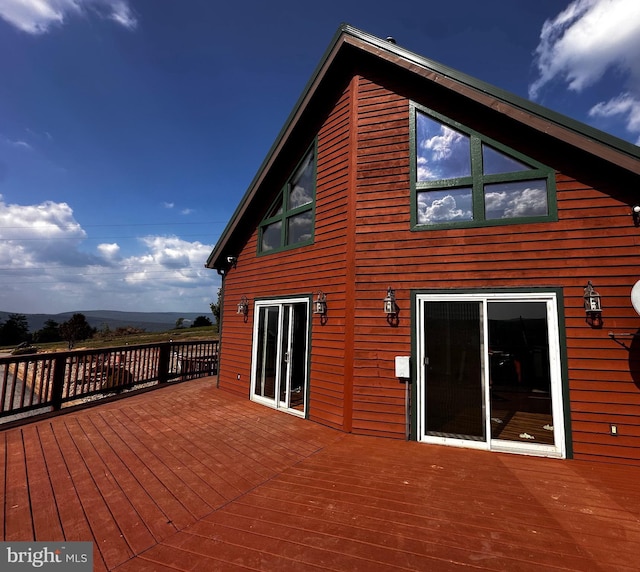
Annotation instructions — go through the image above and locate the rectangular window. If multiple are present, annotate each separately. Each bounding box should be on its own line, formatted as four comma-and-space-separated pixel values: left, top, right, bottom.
258, 145, 316, 254
411, 105, 556, 229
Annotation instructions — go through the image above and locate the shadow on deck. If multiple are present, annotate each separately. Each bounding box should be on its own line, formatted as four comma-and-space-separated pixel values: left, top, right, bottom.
2, 377, 639, 571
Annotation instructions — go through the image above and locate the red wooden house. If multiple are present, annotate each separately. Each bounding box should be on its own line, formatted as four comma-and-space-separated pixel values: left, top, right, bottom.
206, 25, 640, 465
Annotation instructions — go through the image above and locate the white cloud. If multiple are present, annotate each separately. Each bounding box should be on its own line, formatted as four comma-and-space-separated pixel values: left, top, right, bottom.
0, 196, 217, 313
107, 0, 135, 29
162, 202, 175, 209
97, 242, 120, 260
529, 0, 640, 143
530, 0, 640, 99
0, 195, 88, 268
589, 93, 640, 144
1, 135, 33, 150
0, 0, 137, 34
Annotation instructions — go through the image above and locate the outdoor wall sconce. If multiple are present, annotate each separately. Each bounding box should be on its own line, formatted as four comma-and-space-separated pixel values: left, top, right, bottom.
313, 291, 327, 315
384, 286, 399, 326
584, 280, 602, 327
633, 205, 640, 227
384, 287, 397, 315
237, 296, 249, 317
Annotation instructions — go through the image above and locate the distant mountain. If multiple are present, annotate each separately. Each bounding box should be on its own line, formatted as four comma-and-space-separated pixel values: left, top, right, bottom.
0, 310, 214, 333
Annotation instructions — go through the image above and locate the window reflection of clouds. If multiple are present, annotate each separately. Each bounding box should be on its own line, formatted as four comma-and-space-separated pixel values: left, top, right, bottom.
417, 188, 473, 224
417, 113, 471, 181
261, 221, 282, 251
288, 153, 314, 209
484, 180, 548, 219
287, 212, 313, 244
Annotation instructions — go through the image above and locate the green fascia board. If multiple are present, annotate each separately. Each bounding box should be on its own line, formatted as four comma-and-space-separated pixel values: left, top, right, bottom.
206, 23, 640, 270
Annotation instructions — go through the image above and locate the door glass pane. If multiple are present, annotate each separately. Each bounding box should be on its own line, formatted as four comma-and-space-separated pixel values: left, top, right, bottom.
424, 301, 484, 439
288, 303, 308, 411
279, 308, 290, 404
488, 302, 554, 444
255, 306, 279, 399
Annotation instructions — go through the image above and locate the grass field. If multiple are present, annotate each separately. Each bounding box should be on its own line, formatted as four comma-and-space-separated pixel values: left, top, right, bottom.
2, 326, 218, 354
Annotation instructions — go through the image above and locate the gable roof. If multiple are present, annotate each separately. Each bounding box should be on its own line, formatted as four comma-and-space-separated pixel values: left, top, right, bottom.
206, 24, 640, 271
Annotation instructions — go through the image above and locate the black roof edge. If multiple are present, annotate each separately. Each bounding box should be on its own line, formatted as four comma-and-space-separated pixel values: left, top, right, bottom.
206, 23, 640, 270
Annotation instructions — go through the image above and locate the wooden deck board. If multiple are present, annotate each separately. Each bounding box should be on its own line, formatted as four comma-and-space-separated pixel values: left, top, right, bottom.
75, 414, 178, 542
4, 430, 33, 541
1, 377, 640, 571
53, 419, 134, 569
21, 425, 64, 541
87, 411, 194, 532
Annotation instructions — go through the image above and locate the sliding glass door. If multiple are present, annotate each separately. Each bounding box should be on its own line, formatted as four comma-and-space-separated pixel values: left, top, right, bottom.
252, 298, 309, 416
416, 292, 565, 457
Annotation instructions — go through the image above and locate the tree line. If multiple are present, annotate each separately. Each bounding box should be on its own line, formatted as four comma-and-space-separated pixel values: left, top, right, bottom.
0, 312, 214, 350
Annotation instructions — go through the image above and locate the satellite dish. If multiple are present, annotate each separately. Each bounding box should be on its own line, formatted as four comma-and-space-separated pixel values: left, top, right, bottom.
631, 280, 640, 316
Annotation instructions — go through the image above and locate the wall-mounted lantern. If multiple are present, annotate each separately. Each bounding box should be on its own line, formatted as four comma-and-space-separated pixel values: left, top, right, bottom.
237, 296, 249, 316
313, 291, 327, 316
384, 287, 397, 316
584, 281, 602, 327
633, 205, 640, 227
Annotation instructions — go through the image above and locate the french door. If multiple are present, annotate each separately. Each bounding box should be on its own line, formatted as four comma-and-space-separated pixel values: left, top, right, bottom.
416, 293, 566, 457
251, 298, 309, 417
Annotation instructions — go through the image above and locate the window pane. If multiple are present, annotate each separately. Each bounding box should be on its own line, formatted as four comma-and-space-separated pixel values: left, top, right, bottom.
288, 150, 315, 209
287, 211, 313, 245
261, 221, 282, 251
417, 113, 471, 181
424, 301, 484, 439
482, 144, 532, 175
484, 180, 548, 220
417, 188, 473, 225
267, 202, 283, 218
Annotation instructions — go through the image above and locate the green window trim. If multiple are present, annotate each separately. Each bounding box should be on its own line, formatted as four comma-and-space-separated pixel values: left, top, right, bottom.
410, 103, 557, 230
258, 143, 317, 255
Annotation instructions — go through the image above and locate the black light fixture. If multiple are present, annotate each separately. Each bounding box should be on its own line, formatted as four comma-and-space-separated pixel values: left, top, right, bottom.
384, 287, 397, 316
313, 291, 327, 315
633, 205, 640, 226
237, 296, 249, 316
584, 281, 602, 327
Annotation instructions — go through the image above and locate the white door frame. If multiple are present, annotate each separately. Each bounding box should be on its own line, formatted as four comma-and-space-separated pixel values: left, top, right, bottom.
415, 291, 566, 458
250, 297, 309, 418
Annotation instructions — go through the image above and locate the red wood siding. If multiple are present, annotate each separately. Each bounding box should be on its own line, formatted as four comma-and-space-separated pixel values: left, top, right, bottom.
219, 72, 640, 465
348, 77, 640, 463
217, 80, 357, 431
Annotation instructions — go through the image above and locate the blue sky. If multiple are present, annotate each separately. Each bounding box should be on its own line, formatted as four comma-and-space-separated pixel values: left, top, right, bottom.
1, 0, 639, 315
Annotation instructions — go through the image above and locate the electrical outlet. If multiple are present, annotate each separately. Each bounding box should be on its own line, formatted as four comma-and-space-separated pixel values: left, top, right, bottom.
610, 424, 618, 436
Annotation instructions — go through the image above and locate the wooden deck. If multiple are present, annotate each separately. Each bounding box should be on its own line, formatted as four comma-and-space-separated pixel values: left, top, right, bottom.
2, 378, 640, 571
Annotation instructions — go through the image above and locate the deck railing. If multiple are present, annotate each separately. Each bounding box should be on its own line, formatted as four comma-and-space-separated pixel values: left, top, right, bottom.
0, 339, 218, 425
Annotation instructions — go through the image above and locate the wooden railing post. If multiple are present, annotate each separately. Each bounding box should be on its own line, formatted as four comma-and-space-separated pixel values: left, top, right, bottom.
158, 343, 170, 384
51, 355, 67, 411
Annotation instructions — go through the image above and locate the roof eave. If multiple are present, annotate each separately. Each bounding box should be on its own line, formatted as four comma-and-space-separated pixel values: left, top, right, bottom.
206, 24, 640, 271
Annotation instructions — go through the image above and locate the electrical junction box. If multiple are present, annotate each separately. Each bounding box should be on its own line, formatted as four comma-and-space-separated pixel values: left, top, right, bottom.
395, 356, 410, 378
